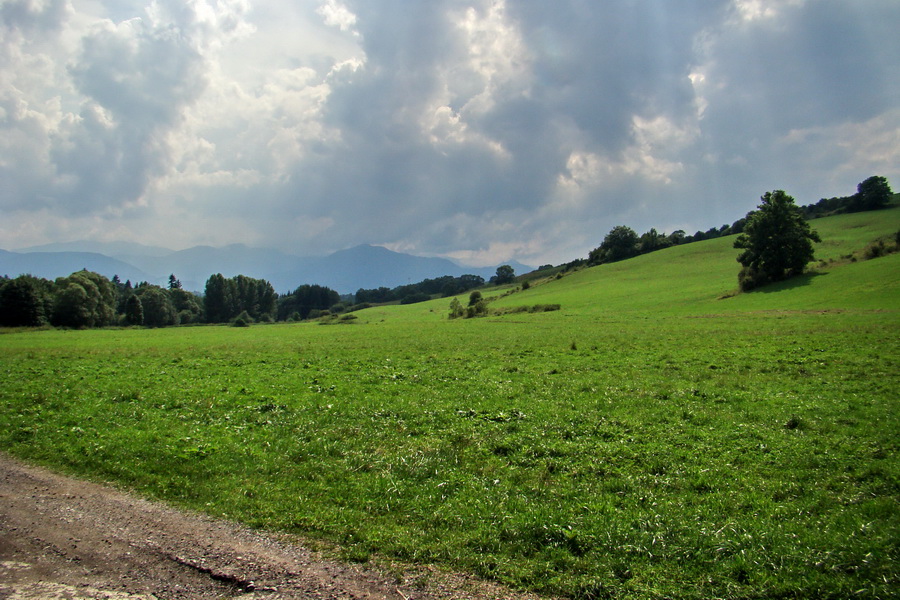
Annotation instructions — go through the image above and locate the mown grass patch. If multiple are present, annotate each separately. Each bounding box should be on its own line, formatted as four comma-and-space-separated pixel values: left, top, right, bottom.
2, 310, 897, 599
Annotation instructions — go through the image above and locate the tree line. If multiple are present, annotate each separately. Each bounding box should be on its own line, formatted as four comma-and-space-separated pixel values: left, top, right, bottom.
0, 267, 518, 328
355, 273, 488, 305
0, 271, 351, 329
580, 175, 893, 269
3, 176, 891, 327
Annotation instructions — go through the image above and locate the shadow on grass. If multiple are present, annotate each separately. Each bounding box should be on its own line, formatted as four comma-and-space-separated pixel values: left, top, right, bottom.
752, 271, 828, 294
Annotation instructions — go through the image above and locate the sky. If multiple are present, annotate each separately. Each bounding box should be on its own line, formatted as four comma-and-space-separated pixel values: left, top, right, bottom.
1, 0, 898, 267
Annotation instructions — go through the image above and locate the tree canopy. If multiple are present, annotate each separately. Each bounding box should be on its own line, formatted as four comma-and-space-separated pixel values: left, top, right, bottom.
51, 271, 118, 328
733, 190, 821, 291
491, 265, 516, 285
852, 176, 892, 212
589, 226, 639, 265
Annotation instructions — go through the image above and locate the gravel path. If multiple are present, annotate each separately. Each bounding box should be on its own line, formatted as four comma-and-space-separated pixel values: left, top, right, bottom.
0, 453, 550, 600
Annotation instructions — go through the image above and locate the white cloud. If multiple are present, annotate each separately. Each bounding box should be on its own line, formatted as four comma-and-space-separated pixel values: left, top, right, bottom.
316, 0, 357, 34
732, 0, 805, 23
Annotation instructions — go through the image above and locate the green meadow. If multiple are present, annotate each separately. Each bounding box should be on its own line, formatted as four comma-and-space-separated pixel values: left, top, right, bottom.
2, 208, 898, 599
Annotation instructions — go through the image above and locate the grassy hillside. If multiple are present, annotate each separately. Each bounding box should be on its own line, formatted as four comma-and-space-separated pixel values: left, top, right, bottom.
361, 205, 899, 322
1, 207, 898, 599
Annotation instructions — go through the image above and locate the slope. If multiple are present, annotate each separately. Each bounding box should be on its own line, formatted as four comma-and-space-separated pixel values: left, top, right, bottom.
352, 205, 899, 324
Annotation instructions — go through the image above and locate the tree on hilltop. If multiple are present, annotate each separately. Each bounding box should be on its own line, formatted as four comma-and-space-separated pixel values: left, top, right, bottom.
589, 225, 639, 264
492, 265, 516, 285
851, 176, 892, 212
733, 190, 821, 291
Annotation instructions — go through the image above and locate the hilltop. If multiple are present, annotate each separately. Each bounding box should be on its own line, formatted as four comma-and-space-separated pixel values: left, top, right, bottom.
350, 204, 900, 325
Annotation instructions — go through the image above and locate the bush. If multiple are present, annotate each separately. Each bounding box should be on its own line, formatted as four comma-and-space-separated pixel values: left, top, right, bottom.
468, 291, 482, 306
466, 301, 487, 318
232, 310, 253, 326
864, 241, 886, 259
737, 265, 770, 292
448, 298, 465, 319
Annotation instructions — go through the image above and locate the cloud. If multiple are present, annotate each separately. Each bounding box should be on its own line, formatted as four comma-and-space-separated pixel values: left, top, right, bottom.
1, 0, 898, 267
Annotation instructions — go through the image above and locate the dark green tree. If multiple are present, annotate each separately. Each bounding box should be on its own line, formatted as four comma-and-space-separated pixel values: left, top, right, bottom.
668, 230, 687, 245
589, 226, 639, 264
234, 275, 257, 317
277, 284, 340, 321
448, 297, 464, 319
492, 264, 515, 285
253, 278, 277, 321
733, 190, 821, 291
137, 286, 177, 327
168, 274, 182, 290
51, 271, 117, 328
638, 228, 673, 254
851, 176, 892, 212
169, 288, 202, 324
0, 275, 51, 327
124, 294, 144, 326
204, 274, 236, 323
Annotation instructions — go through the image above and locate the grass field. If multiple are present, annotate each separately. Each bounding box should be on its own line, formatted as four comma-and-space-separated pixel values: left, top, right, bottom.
2, 208, 899, 599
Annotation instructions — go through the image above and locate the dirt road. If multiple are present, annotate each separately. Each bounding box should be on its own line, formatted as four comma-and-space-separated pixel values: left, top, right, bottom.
0, 454, 548, 600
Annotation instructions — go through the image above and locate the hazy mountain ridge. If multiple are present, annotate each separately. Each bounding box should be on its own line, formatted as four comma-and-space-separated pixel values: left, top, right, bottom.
2, 243, 532, 294
0, 249, 153, 286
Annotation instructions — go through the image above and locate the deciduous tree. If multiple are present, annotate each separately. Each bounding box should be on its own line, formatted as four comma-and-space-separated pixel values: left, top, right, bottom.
137, 286, 177, 327
589, 226, 639, 264
0, 275, 51, 327
492, 265, 515, 285
733, 190, 821, 291
51, 271, 117, 328
852, 175, 892, 212
124, 294, 144, 326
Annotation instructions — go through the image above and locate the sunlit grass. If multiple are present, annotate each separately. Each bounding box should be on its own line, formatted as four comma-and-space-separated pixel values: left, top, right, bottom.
1, 207, 898, 599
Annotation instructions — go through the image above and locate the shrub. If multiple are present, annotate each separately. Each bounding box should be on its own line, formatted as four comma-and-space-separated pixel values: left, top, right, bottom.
865, 241, 886, 259
232, 310, 254, 325
468, 291, 482, 306
531, 304, 561, 313
466, 301, 487, 318
448, 298, 465, 319
737, 265, 770, 292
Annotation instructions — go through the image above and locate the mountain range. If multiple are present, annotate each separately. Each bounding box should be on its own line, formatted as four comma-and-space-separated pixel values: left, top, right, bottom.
1, 242, 533, 294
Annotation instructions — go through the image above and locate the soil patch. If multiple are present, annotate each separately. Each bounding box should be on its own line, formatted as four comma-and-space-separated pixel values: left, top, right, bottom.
0, 453, 549, 600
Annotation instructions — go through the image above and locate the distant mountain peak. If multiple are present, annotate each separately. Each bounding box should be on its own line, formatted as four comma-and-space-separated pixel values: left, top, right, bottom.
1, 240, 534, 294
